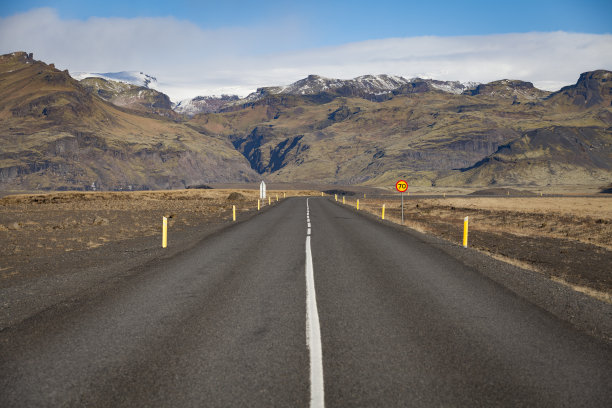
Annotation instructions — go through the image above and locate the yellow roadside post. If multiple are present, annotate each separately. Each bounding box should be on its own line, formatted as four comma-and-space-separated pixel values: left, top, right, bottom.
335, 194, 337, 201
258, 199, 260, 211
321, 192, 323, 196
233, 205, 236, 221
276, 194, 278, 202
463, 216, 469, 248
268, 196, 271, 205
382, 204, 385, 220
284, 192, 286, 198
162, 216, 168, 248
356, 199, 360, 210
342, 196, 345, 204
364, 193, 366, 199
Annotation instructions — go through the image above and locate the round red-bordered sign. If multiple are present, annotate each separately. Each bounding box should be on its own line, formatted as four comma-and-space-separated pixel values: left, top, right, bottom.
396, 180, 408, 193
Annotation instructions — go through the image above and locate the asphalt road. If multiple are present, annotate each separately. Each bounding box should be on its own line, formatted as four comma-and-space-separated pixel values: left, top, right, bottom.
1, 197, 611, 407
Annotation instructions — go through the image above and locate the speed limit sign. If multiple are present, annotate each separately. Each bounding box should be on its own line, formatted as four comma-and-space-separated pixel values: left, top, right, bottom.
396, 180, 408, 225
396, 180, 408, 193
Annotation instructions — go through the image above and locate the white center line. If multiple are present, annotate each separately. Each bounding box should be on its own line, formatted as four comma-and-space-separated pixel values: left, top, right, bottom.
305, 198, 324, 408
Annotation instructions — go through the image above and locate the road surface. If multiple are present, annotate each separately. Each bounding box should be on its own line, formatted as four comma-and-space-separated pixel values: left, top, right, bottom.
1, 197, 610, 407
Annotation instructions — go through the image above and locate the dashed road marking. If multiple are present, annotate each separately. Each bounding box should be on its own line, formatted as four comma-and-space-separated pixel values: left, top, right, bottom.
305, 198, 324, 408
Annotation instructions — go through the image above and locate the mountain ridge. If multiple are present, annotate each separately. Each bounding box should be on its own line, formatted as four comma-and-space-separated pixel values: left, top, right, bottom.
189, 67, 612, 187
71, 71, 158, 89
79, 76, 178, 118
0, 52, 257, 191
2, 51, 611, 191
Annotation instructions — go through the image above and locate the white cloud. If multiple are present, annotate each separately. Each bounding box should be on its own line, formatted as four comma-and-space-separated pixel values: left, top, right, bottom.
1, 8, 611, 101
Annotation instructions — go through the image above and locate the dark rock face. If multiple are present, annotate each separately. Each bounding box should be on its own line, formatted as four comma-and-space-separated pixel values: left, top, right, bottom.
150, 92, 172, 109
464, 80, 550, 101
328, 105, 361, 121
552, 70, 612, 108
10, 91, 96, 123
231, 126, 273, 171
230, 127, 305, 174
393, 80, 432, 95
509, 126, 612, 170
460, 126, 612, 178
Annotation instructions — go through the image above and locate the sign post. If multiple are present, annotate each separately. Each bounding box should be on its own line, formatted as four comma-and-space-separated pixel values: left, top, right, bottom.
395, 180, 408, 225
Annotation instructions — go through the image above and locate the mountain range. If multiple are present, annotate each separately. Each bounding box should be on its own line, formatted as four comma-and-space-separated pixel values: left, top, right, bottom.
0, 52, 256, 191
0, 51, 610, 191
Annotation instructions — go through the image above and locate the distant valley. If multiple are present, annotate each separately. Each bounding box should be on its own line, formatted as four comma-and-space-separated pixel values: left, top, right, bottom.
1, 51, 610, 191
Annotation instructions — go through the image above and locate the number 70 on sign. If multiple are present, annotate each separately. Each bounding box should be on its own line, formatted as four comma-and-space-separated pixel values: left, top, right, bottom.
396, 180, 408, 193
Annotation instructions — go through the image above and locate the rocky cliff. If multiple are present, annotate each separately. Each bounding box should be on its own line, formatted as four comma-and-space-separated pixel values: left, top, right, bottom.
190, 70, 612, 187
0, 52, 257, 191
79, 77, 178, 118
2, 51, 610, 190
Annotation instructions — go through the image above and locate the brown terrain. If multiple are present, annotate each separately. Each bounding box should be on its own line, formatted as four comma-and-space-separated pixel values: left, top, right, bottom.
1, 189, 610, 307
0, 189, 315, 291
1, 52, 610, 330
1, 52, 610, 192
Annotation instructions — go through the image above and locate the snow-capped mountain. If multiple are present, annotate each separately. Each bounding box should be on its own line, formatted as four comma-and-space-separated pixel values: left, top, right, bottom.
79, 76, 175, 117
266, 74, 410, 95
242, 74, 479, 103
71, 70, 479, 115
427, 79, 480, 94
173, 95, 241, 117
71, 71, 158, 89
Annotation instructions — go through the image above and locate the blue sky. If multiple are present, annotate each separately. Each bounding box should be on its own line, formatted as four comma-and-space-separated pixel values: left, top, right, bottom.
2, 0, 611, 46
1, 1, 611, 99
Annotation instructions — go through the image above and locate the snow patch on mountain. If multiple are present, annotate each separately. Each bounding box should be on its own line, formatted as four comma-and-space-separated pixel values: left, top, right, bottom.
71, 71, 158, 89
267, 74, 411, 95
426, 79, 480, 94
240, 74, 480, 103
173, 95, 241, 116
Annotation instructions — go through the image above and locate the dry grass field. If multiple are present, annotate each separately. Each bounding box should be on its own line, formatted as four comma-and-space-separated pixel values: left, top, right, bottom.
0, 189, 318, 285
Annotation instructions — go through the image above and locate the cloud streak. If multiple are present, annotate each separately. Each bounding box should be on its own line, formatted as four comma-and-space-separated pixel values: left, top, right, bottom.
1, 8, 611, 101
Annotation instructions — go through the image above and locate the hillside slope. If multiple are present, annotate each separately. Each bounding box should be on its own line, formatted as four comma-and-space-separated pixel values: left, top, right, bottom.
2, 52, 610, 190
439, 126, 612, 186
190, 71, 612, 187
0, 52, 257, 191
